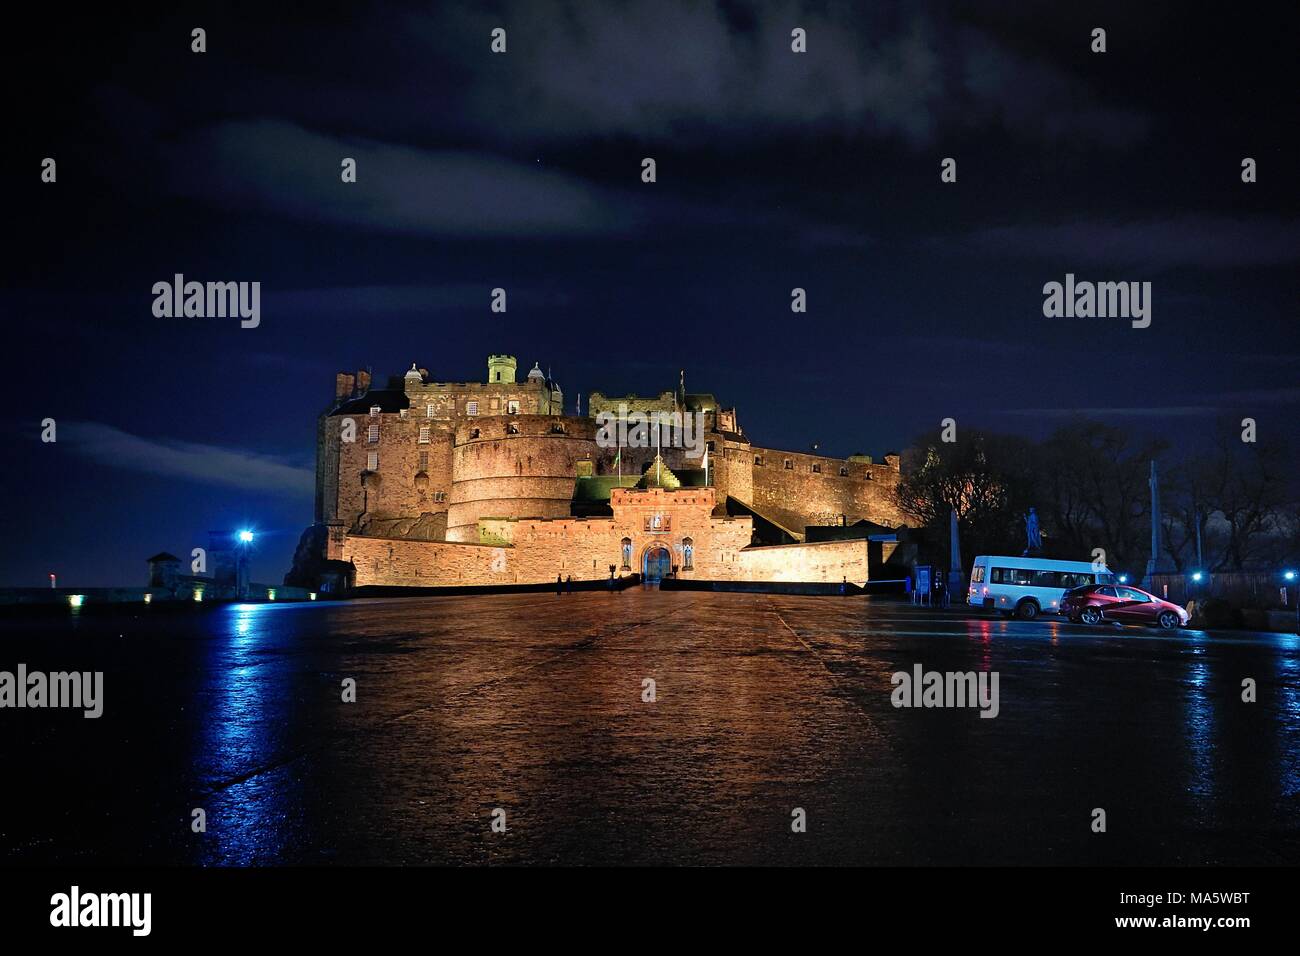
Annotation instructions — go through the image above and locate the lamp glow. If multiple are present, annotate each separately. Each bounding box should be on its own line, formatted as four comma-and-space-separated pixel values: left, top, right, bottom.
67, 594, 84, 608
238, 530, 254, 543
1118, 575, 1128, 584
1192, 572, 1203, 582
1285, 571, 1297, 582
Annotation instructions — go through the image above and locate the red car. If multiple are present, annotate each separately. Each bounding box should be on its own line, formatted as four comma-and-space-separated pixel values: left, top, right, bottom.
1059, 584, 1190, 630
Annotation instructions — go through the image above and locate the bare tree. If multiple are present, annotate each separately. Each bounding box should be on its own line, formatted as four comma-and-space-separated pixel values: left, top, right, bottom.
893, 429, 1035, 566
1036, 420, 1165, 573
1174, 421, 1295, 571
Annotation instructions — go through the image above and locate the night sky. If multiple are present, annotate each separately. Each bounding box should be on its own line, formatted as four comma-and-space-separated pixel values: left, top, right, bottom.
7, 2, 1298, 587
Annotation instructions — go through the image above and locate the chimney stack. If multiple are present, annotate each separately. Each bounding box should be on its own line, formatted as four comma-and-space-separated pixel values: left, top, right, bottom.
335, 372, 356, 400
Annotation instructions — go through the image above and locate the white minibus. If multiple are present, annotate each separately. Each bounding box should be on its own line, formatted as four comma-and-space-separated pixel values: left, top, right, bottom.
968, 555, 1116, 620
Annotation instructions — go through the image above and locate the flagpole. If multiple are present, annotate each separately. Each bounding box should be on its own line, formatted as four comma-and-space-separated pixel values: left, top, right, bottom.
656, 414, 661, 485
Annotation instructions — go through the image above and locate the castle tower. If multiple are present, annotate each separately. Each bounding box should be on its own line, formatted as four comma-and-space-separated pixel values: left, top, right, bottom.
487, 354, 517, 384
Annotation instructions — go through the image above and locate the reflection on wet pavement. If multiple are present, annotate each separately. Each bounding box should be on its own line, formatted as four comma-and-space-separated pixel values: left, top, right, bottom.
1, 592, 1297, 864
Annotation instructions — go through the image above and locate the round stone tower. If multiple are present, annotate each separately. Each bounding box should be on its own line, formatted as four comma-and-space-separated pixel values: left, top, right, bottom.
487, 354, 517, 384
445, 415, 599, 542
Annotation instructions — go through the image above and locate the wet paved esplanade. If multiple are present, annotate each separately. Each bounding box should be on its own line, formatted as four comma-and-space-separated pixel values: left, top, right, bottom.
2, 591, 1297, 865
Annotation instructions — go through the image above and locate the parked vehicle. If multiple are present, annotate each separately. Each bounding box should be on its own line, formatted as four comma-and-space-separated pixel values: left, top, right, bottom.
968, 555, 1115, 620
1059, 584, 1189, 630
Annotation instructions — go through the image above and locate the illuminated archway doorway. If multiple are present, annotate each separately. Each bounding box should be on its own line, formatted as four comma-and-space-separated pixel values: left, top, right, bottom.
642, 544, 672, 583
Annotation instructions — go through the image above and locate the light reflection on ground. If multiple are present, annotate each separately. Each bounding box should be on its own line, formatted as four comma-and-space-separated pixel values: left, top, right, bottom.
0, 592, 1296, 865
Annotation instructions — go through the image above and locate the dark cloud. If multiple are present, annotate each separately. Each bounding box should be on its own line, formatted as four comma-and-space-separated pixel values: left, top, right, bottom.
64, 423, 314, 497
395, 1, 1148, 148
166, 119, 634, 237
960, 216, 1300, 270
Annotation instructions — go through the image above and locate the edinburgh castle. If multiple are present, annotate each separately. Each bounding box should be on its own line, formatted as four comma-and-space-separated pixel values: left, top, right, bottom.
290, 354, 904, 591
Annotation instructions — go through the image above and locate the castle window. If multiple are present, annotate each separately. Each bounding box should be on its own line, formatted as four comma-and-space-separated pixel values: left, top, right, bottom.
784, 459, 793, 470
366, 452, 378, 472
811, 464, 821, 474
418, 451, 429, 471
507, 400, 519, 415
418, 425, 430, 444
470, 428, 481, 439
506, 422, 519, 435
682, 537, 694, 570
466, 400, 479, 416
864, 472, 874, 480
755, 455, 764, 466
368, 423, 380, 443
434, 491, 447, 503
839, 466, 849, 477
550, 423, 566, 434
426, 404, 434, 418
399, 408, 408, 419
369, 406, 380, 417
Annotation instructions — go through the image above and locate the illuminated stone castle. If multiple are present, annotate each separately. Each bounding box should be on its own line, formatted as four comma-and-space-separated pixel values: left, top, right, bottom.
290, 354, 903, 591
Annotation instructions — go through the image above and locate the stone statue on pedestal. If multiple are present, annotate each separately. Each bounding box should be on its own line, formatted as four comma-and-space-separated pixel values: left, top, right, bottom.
1024, 508, 1042, 556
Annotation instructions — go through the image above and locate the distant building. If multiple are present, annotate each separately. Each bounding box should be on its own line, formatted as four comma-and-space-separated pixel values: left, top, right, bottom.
291, 354, 903, 590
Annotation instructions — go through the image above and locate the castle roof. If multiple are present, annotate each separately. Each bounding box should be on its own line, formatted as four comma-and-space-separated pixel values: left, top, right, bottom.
330, 389, 410, 416
638, 455, 682, 490
147, 552, 181, 563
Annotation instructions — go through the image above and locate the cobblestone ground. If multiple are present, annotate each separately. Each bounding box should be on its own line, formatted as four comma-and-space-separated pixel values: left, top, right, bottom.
2, 591, 1297, 865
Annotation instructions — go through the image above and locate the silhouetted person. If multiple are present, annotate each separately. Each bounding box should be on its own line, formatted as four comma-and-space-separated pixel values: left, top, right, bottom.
566, 575, 573, 593
556, 573, 563, 595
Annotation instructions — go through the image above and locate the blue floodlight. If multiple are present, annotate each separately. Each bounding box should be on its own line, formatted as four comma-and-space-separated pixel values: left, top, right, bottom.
1285, 570, 1297, 582
238, 530, 254, 543
1192, 571, 1203, 582
1118, 574, 1128, 584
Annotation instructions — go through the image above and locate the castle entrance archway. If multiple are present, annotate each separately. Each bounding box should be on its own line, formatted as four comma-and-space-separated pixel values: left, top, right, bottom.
642, 545, 672, 583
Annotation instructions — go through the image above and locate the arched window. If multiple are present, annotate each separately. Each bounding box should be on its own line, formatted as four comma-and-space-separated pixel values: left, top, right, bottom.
621, 537, 632, 570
